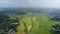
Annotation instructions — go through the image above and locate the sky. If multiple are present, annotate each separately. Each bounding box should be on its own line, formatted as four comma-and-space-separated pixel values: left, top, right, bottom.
0, 0, 60, 8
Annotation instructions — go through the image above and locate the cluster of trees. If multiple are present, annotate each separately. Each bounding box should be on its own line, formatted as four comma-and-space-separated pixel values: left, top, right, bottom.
50, 16, 60, 22
0, 14, 20, 34
49, 10, 60, 22
51, 24, 60, 34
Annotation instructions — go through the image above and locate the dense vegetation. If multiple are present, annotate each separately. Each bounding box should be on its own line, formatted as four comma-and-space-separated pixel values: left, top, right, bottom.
0, 8, 60, 34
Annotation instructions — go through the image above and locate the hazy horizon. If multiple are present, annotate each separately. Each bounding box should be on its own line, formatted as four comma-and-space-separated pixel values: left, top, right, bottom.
0, 0, 60, 8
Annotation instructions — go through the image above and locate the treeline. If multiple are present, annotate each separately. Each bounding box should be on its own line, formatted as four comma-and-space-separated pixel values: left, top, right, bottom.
0, 8, 28, 15
49, 10, 60, 22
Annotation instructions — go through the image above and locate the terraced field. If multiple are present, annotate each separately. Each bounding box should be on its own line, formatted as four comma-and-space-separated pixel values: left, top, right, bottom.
16, 13, 60, 34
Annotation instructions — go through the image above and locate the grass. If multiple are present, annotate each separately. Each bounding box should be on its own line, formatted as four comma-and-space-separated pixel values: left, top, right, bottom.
16, 13, 60, 34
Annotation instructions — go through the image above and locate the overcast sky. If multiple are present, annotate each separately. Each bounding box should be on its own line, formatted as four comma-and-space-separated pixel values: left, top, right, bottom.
0, 0, 60, 8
